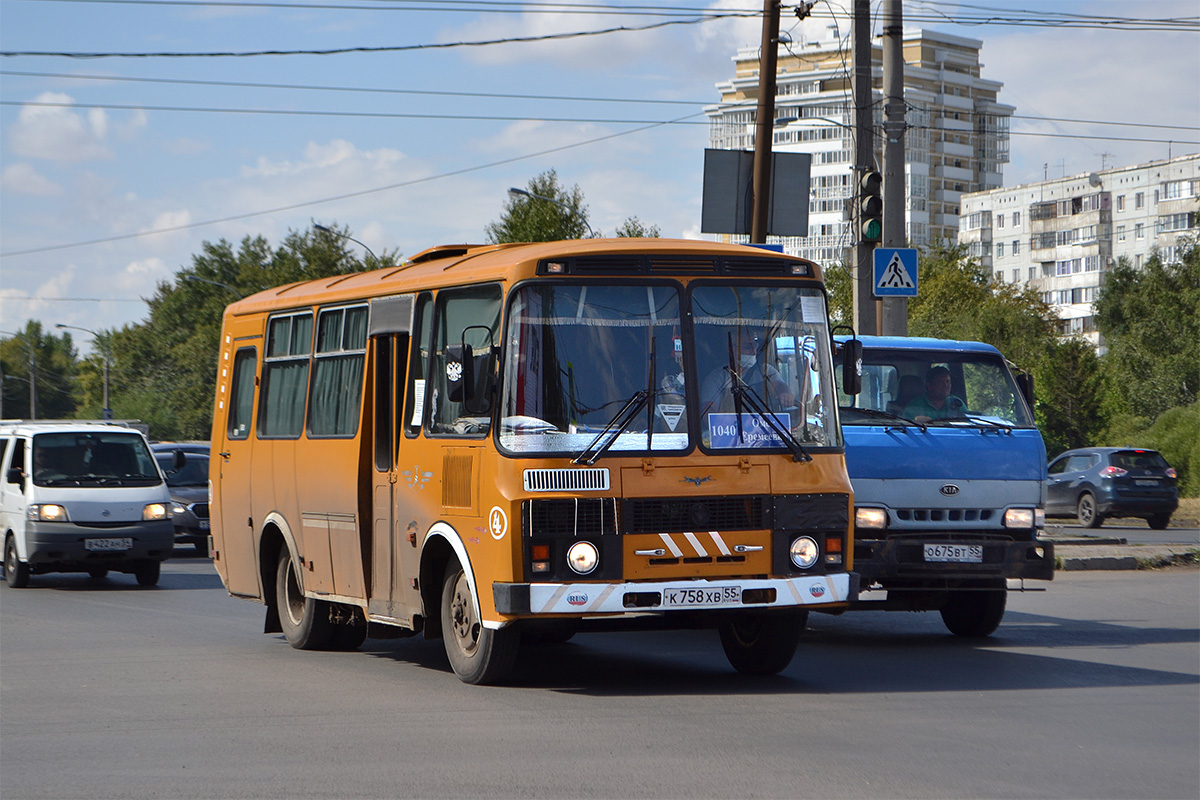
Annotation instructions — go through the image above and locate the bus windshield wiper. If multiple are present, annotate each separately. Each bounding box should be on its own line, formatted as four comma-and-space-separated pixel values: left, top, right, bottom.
572, 389, 650, 465
728, 369, 811, 463
839, 405, 926, 429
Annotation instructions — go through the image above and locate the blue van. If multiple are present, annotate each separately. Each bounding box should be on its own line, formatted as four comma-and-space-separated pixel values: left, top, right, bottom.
835, 336, 1055, 636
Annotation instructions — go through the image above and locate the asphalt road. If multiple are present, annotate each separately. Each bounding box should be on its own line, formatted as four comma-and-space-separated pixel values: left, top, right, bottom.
1, 554, 1197, 800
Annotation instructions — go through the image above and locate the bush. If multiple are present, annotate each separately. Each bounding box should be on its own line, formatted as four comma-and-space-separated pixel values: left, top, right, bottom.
1103, 401, 1200, 497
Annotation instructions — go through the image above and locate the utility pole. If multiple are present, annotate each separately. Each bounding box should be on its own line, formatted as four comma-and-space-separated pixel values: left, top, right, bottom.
750, 0, 781, 244
851, 0, 878, 336
881, 0, 908, 335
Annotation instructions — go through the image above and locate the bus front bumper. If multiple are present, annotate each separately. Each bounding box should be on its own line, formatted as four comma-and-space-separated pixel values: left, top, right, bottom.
495, 572, 857, 616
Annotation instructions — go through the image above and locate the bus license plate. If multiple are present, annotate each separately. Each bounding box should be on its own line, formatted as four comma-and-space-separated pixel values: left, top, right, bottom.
85, 537, 133, 552
662, 586, 741, 608
924, 544, 982, 563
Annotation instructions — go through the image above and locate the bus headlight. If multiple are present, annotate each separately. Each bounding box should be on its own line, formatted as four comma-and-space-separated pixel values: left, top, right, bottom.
28, 504, 69, 522
566, 541, 599, 575
789, 536, 819, 569
143, 503, 170, 521
855, 507, 888, 529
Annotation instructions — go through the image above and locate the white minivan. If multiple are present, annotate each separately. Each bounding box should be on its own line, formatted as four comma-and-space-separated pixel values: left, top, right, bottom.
1, 421, 175, 587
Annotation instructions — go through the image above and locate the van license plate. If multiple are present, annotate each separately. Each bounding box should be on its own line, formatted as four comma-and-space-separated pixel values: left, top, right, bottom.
924, 544, 982, 563
662, 586, 741, 607
85, 537, 132, 552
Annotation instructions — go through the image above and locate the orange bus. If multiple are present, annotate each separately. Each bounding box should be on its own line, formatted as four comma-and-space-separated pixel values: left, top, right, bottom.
209, 238, 860, 683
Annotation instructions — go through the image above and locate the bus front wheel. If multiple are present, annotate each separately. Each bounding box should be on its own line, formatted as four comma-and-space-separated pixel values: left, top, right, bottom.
718, 610, 806, 675
440, 564, 518, 685
276, 550, 334, 650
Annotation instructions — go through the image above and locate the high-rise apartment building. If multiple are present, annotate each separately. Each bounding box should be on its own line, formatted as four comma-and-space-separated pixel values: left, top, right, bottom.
706, 29, 1012, 263
958, 153, 1199, 348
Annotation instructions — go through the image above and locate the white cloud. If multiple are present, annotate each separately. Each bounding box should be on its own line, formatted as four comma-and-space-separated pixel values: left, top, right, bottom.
7, 93, 114, 162
1, 163, 62, 196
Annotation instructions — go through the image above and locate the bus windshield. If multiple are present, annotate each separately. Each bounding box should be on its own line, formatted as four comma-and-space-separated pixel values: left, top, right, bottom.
498, 282, 840, 455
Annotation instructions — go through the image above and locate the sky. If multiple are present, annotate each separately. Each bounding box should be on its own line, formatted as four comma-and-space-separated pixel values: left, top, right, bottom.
2, 0, 1198, 352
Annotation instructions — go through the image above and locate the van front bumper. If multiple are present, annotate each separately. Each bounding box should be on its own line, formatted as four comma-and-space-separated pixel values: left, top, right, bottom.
24, 520, 175, 566
495, 572, 856, 616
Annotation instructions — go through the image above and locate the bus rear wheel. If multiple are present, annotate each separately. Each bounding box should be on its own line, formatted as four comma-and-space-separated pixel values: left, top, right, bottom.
718, 610, 806, 675
440, 564, 518, 685
276, 549, 334, 650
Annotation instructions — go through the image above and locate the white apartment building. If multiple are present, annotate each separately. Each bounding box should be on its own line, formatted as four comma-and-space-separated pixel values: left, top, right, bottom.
706, 29, 1012, 264
959, 153, 1200, 346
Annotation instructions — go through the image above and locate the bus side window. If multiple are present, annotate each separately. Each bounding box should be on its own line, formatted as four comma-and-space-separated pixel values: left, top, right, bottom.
228, 348, 258, 440
404, 293, 433, 438
308, 305, 368, 438
258, 312, 313, 439
428, 285, 501, 437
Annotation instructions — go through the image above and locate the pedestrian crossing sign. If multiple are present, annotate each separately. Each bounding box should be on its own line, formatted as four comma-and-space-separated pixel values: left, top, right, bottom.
873, 247, 918, 297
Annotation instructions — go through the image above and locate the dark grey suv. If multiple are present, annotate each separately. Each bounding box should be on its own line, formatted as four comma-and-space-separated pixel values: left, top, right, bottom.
1046, 447, 1178, 529
152, 445, 211, 556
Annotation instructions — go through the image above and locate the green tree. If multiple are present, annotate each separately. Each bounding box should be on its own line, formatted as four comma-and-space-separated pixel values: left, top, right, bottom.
1094, 243, 1200, 423
486, 170, 594, 243
614, 217, 660, 238
93, 226, 384, 440
1036, 337, 1105, 458
0, 322, 77, 420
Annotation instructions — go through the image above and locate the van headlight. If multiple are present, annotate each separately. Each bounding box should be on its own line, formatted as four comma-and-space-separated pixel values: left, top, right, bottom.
1004, 508, 1036, 528
855, 507, 888, 529
28, 504, 69, 522
143, 503, 170, 521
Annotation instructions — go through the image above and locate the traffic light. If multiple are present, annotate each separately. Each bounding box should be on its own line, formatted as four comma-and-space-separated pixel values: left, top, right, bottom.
857, 169, 883, 244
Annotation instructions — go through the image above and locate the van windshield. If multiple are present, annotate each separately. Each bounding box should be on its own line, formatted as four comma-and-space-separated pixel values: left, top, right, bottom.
32, 432, 163, 487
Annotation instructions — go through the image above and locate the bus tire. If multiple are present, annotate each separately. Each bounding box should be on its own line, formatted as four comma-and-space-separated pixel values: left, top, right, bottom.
329, 606, 368, 651
718, 610, 806, 675
440, 563, 518, 685
134, 560, 160, 587
4, 535, 30, 588
275, 549, 334, 650
940, 583, 1006, 637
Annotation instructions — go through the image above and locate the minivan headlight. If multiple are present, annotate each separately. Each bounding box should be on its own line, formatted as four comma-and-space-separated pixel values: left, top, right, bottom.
28, 504, 69, 522
143, 503, 170, 521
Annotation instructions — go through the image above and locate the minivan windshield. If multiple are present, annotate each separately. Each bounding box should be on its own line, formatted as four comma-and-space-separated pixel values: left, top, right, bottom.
837, 348, 1034, 428
32, 432, 162, 487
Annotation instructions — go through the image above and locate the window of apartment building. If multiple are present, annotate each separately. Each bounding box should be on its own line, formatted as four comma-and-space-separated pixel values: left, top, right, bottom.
1028, 267, 1037, 281
1135, 223, 1145, 239
1135, 254, 1143, 268
1117, 225, 1126, 242
1158, 212, 1194, 233
1154, 190, 1159, 203
1011, 269, 1020, 283
1012, 211, 1021, 226
1135, 192, 1144, 209
1084, 255, 1100, 272
1042, 263, 1055, 278
1056, 260, 1071, 276
996, 242, 1005, 258
1012, 240, 1020, 255
1117, 195, 1125, 211
997, 213, 1005, 228
994, 271, 1004, 283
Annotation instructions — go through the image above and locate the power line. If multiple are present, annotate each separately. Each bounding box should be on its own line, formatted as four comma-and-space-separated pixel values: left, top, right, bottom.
0, 112, 704, 258
0, 13, 756, 58
5, 71, 1194, 134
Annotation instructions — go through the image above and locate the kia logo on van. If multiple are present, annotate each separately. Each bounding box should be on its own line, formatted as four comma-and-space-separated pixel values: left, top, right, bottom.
940, 484, 960, 496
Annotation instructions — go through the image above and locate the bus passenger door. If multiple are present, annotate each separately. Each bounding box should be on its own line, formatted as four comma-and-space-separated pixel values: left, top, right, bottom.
214, 325, 263, 598
368, 324, 422, 625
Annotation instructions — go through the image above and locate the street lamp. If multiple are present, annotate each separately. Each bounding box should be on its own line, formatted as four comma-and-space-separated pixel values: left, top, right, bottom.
507, 188, 597, 239
314, 224, 379, 262
56, 323, 112, 420
182, 274, 244, 299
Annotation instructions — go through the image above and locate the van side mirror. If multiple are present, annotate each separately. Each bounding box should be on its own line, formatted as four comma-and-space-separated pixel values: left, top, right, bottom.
841, 338, 863, 397
6, 467, 23, 485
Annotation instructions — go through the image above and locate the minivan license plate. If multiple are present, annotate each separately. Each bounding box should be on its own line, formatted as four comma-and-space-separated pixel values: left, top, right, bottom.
924, 543, 982, 563
85, 537, 132, 552
662, 586, 741, 607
